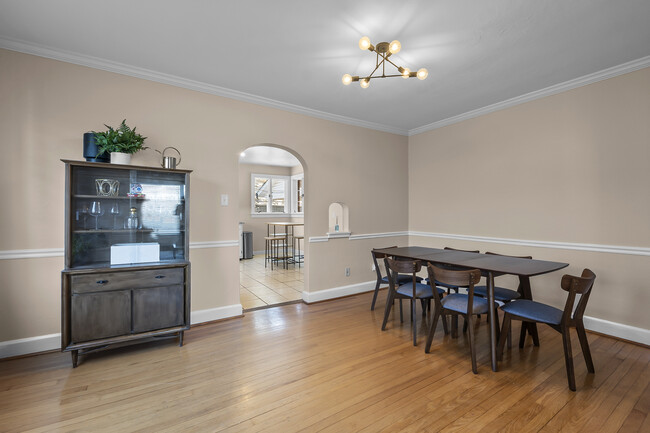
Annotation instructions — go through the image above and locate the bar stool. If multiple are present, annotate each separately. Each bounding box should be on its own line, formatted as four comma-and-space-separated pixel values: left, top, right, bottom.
293, 235, 304, 268
265, 235, 288, 270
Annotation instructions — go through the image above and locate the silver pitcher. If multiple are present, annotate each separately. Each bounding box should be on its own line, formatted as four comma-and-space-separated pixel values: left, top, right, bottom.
156, 147, 182, 169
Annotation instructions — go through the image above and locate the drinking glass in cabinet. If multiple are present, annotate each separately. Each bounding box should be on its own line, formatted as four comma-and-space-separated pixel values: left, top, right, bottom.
89, 201, 104, 230
110, 202, 120, 229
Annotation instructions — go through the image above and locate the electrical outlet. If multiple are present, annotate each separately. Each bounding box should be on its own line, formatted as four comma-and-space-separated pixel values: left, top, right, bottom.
345, 267, 350, 277
220, 194, 229, 206
371, 264, 376, 271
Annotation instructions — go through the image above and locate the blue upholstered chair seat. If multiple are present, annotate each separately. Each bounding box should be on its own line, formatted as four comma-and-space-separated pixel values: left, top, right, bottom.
473, 285, 521, 302
441, 293, 489, 314
500, 299, 563, 325
396, 283, 441, 298
382, 275, 423, 284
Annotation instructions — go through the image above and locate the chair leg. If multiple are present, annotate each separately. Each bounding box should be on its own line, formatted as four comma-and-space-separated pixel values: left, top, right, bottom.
370, 279, 381, 311
412, 299, 417, 346
576, 322, 595, 373
451, 314, 458, 339
561, 327, 576, 391
497, 314, 511, 361
467, 314, 478, 374
381, 290, 395, 331
441, 311, 449, 335
519, 322, 527, 348
463, 317, 468, 334
399, 299, 404, 323
425, 307, 441, 353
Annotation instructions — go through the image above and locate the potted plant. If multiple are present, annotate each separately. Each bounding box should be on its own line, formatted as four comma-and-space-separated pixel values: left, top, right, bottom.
94, 119, 147, 164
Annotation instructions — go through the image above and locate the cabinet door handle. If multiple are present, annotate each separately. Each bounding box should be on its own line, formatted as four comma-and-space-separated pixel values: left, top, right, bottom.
96, 280, 109, 285
155, 275, 166, 279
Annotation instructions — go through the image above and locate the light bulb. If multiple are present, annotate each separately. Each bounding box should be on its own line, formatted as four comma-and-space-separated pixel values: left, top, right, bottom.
389, 40, 401, 54
240, 152, 246, 157
417, 68, 428, 80
360, 78, 370, 88
358, 36, 371, 50
401, 67, 411, 79
342, 74, 352, 85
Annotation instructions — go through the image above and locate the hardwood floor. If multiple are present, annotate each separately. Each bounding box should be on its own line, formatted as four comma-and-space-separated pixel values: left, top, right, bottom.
1, 290, 648, 432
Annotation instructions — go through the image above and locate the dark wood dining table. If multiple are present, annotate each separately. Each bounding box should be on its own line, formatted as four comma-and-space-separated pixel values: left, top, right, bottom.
373, 246, 569, 371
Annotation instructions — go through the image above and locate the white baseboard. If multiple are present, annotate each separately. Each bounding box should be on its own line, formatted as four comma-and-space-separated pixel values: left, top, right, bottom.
0, 333, 60, 359
0, 306, 243, 360
302, 280, 375, 303
583, 316, 650, 346
190, 304, 243, 325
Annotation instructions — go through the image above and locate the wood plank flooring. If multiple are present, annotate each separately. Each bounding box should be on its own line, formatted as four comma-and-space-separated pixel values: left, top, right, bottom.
0, 290, 648, 432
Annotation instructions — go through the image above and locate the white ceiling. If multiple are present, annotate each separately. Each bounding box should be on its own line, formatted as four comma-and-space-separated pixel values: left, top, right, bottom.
1, 0, 649, 135
239, 146, 301, 167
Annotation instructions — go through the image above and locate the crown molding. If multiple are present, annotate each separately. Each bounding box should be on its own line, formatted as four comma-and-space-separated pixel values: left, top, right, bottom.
408, 55, 650, 136
1, 38, 648, 141
0, 37, 409, 136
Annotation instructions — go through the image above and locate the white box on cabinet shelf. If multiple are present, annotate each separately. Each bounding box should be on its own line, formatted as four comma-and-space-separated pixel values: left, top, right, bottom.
110, 243, 160, 265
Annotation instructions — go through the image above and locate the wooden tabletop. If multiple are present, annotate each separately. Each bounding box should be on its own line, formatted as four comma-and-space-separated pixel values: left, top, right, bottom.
374, 246, 568, 277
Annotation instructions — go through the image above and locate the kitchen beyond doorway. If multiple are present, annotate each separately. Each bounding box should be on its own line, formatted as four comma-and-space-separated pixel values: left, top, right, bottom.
239, 255, 304, 310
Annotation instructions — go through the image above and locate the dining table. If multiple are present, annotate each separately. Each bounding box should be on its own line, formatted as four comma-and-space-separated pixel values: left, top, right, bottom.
373, 246, 569, 371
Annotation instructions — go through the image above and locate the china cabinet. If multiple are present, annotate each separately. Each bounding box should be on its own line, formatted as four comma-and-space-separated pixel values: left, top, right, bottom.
61, 160, 191, 367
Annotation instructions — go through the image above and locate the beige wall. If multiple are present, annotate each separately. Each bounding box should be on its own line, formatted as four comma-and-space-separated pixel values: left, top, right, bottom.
0, 49, 409, 344
2, 46, 646, 348
408, 67, 650, 330
238, 162, 304, 253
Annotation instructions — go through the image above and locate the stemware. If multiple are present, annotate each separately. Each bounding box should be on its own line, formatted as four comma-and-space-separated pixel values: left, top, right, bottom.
89, 201, 105, 230
110, 202, 120, 229
77, 204, 89, 230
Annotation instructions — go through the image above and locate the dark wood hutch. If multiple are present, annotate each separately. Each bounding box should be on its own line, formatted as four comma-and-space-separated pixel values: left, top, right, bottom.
61, 160, 191, 367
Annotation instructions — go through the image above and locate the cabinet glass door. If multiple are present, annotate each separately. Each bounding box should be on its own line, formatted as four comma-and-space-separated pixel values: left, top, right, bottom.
70, 166, 187, 268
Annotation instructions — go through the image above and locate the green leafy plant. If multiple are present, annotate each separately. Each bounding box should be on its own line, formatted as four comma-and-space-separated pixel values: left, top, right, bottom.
94, 119, 147, 155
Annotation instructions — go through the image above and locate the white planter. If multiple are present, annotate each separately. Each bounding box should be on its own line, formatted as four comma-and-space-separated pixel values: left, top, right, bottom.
110, 152, 131, 165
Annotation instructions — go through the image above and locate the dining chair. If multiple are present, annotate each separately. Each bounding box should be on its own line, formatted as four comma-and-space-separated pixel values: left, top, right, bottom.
382, 258, 443, 346
424, 263, 484, 374
497, 269, 596, 391
426, 247, 480, 294
473, 251, 533, 347
370, 247, 422, 311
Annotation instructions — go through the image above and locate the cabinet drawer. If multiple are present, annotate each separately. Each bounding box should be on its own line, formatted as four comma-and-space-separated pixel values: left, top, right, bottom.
71, 267, 184, 294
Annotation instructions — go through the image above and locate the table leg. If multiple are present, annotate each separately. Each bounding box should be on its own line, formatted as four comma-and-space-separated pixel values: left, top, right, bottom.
487, 271, 498, 371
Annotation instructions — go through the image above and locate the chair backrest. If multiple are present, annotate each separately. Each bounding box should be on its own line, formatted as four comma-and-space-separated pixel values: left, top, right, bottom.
371, 246, 397, 281
428, 263, 482, 312
560, 269, 596, 324
385, 257, 422, 295
485, 251, 532, 259
444, 247, 480, 253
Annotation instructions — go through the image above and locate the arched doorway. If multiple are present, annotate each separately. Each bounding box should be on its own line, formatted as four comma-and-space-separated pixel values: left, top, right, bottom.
237, 145, 307, 310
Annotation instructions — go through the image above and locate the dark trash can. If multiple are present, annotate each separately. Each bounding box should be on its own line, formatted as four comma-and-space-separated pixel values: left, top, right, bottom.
242, 231, 253, 259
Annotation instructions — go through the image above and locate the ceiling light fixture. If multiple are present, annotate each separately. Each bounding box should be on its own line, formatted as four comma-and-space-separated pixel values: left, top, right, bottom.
342, 36, 428, 88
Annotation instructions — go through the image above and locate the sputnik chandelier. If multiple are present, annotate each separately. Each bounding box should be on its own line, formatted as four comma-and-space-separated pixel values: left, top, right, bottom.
342, 36, 428, 88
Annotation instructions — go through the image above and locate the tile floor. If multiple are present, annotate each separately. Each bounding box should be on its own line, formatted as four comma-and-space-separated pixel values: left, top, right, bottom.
239, 254, 304, 310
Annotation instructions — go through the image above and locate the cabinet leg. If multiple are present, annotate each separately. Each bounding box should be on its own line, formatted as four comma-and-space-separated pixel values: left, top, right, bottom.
71, 350, 79, 368
179, 331, 184, 347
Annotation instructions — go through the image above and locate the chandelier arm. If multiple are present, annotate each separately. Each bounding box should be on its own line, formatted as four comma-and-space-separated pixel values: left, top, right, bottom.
384, 57, 403, 71
366, 61, 382, 79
